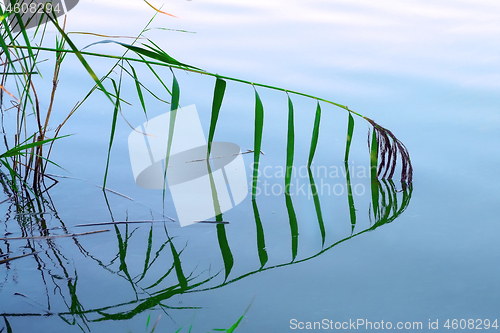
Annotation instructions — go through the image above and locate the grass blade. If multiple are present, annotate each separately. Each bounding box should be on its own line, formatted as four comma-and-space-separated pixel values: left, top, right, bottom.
170, 71, 180, 112
285, 193, 299, 261
308, 168, 325, 246
207, 78, 226, 156
307, 101, 321, 167
129, 63, 147, 117
216, 223, 234, 281
207, 160, 223, 218
344, 113, 354, 162
252, 199, 268, 268
169, 236, 188, 290
163, 72, 179, 200
285, 95, 294, 194
103, 77, 121, 189
252, 89, 264, 199
0, 135, 69, 158
137, 225, 154, 282
344, 161, 357, 234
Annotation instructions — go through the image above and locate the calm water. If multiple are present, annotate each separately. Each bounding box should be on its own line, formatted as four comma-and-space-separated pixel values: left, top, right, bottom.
1, 0, 500, 332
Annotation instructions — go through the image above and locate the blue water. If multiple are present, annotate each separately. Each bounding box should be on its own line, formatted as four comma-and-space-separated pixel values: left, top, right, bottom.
1, 1, 499, 332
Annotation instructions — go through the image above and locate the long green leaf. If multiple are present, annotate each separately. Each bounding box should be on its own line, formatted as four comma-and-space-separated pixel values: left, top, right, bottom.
103, 77, 121, 188
163, 72, 179, 200
207, 160, 223, 218
308, 168, 326, 246
170, 71, 179, 112
137, 225, 154, 282
307, 101, 321, 167
0, 135, 69, 158
285, 193, 299, 261
217, 223, 234, 281
344, 161, 357, 234
285, 95, 294, 194
207, 77, 226, 156
129, 63, 147, 117
344, 113, 355, 162
252, 89, 264, 199
252, 199, 268, 268
169, 238, 188, 290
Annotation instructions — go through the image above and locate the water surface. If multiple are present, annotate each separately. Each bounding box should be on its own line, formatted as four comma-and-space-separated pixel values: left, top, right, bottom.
1, 1, 499, 332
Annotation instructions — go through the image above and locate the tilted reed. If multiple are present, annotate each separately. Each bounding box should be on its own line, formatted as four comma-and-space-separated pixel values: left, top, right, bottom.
0, 1, 413, 206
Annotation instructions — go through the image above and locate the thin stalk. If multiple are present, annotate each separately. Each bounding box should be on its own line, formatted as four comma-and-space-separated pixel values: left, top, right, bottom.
10, 45, 365, 118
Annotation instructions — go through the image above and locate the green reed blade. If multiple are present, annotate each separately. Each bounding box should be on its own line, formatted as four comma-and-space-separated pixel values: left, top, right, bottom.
308, 168, 326, 246
137, 225, 154, 282
285, 95, 294, 194
170, 71, 180, 112
169, 238, 188, 290
0, 135, 69, 158
252, 89, 264, 199
207, 77, 226, 156
207, 160, 223, 219
226, 314, 244, 333
252, 199, 268, 268
129, 64, 147, 117
344, 113, 355, 162
103, 77, 121, 189
168, 74, 179, 143
163, 72, 179, 200
217, 223, 234, 281
307, 101, 321, 167
285, 193, 299, 261
344, 161, 357, 234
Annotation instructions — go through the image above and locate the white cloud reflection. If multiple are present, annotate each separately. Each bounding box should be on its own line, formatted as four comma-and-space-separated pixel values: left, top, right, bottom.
63, 0, 500, 93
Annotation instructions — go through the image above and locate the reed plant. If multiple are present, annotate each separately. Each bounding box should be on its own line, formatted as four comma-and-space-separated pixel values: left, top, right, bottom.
0, 0, 412, 210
